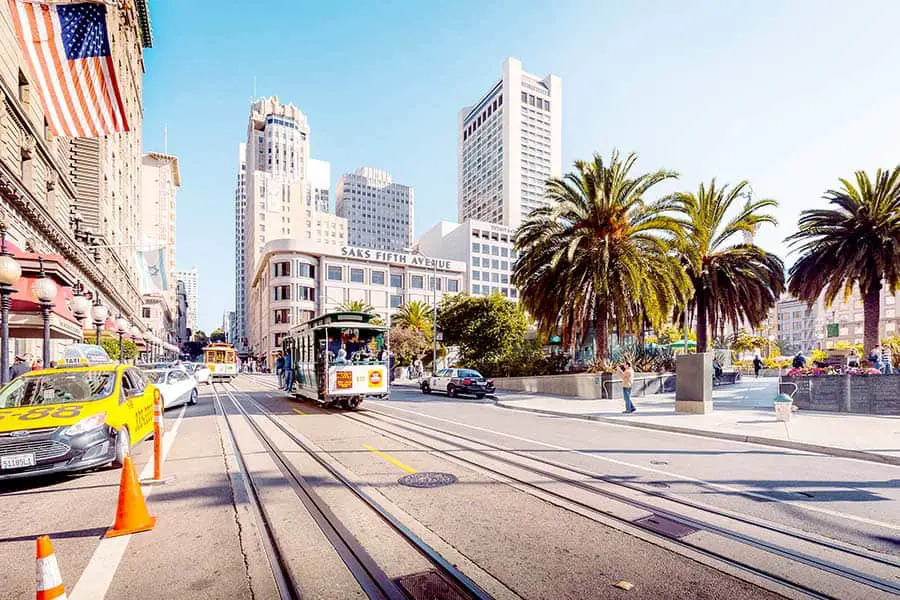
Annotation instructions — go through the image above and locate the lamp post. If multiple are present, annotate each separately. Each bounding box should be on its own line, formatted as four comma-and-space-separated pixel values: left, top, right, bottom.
91, 293, 108, 346
71, 281, 91, 341
31, 257, 57, 369
0, 223, 22, 383
115, 315, 129, 363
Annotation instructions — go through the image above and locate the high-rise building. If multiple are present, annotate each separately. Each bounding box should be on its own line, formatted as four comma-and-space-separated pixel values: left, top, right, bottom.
223, 310, 236, 344
0, 2, 153, 362
175, 280, 189, 343
234, 143, 247, 347
236, 97, 347, 354
140, 152, 180, 308
416, 219, 519, 301
308, 158, 331, 212
173, 268, 198, 334
336, 167, 413, 251
458, 57, 562, 228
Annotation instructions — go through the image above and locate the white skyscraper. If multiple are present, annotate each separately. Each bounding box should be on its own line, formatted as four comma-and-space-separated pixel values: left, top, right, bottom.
307, 158, 331, 212
235, 97, 347, 354
458, 57, 562, 228
234, 143, 247, 346
336, 167, 414, 251
173, 268, 198, 334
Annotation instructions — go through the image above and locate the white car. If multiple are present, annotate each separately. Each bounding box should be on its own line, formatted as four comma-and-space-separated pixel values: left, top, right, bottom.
144, 368, 198, 409
189, 362, 212, 385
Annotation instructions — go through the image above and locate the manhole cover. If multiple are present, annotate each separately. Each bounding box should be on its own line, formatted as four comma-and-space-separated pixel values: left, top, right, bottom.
396, 570, 468, 600
633, 514, 698, 539
398, 472, 457, 488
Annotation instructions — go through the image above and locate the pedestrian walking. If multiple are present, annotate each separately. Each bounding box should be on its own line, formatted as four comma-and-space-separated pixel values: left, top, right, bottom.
283, 351, 294, 392
753, 354, 763, 378
275, 352, 285, 387
620, 361, 635, 413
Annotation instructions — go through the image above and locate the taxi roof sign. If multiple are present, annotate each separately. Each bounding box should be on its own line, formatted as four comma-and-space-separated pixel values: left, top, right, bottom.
61, 344, 113, 366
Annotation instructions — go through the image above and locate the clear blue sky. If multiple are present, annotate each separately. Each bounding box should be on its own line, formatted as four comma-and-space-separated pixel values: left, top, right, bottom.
141, 0, 900, 332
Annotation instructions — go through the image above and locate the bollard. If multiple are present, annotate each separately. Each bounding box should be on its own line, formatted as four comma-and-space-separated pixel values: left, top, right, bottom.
153, 387, 162, 481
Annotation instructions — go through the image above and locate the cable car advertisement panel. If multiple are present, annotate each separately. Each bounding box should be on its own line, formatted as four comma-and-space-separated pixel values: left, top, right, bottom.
327, 365, 388, 395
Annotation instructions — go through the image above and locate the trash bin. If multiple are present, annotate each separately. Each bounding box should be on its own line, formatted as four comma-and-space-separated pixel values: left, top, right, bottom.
774, 393, 793, 422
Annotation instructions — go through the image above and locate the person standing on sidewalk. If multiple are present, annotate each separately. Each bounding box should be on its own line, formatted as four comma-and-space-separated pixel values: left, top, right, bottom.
753, 354, 763, 378
620, 362, 636, 413
275, 353, 285, 387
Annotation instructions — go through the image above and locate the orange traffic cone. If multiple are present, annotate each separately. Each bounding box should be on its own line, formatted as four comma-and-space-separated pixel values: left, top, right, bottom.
105, 455, 156, 538
35, 535, 67, 600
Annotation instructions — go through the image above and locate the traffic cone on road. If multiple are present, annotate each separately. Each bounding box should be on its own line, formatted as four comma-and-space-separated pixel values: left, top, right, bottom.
35, 535, 67, 600
105, 455, 156, 538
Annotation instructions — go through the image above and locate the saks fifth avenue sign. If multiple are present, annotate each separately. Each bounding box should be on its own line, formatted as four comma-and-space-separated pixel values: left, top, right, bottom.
339, 246, 464, 272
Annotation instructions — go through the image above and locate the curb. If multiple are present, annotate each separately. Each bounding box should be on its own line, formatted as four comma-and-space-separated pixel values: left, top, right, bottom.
493, 401, 900, 466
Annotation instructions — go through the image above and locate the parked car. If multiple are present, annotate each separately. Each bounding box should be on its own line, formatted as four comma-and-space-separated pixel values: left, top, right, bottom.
421, 368, 495, 399
184, 362, 212, 385
143, 368, 198, 409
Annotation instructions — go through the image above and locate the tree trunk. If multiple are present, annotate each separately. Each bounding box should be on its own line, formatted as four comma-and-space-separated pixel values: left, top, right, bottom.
696, 289, 708, 353
595, 313, 609, 361
862, 284, 881, 356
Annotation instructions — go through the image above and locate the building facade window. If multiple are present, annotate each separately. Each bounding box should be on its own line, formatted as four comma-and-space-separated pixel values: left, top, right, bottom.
448, 280, 459, 292
327, 266, 343, 281
390, 273, 403, 288
390, 294, 403, 308
371, 271, 386, 285
410, 275, 424, 289
297, 263, 316, 278
274, 285, 291, 301
350, 268, 365, 283
273, 261, 291, 277
274, 309, 290, 324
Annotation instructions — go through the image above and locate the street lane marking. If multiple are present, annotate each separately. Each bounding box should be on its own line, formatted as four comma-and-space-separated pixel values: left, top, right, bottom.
371, 403, 900, 532
69, 404, 188, 600
292, 408, 307, 416
364, 444, 416, 474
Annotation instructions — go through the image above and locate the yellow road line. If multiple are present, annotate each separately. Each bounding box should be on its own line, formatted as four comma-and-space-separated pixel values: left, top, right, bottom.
292, 408, 307, 416
364, 444, 416, 474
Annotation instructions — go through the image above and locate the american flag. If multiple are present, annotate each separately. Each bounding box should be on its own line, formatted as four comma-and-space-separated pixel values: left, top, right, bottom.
8, 1, 129, 137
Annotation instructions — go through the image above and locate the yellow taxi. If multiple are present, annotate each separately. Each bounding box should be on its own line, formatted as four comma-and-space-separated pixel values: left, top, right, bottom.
0, 345, 158, 480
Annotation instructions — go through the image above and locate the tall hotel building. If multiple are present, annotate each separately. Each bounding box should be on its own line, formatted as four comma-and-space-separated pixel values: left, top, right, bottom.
458, 57, 562, 228
336, 167, 414, 252
234, 97, 346, 350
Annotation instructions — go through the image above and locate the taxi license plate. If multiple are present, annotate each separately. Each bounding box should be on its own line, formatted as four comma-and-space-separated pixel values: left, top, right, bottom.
1, 453, 36, 469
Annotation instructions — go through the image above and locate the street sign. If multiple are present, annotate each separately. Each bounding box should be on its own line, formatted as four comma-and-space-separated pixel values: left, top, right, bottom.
826, 323, 839, 338
549, 335, 562, 345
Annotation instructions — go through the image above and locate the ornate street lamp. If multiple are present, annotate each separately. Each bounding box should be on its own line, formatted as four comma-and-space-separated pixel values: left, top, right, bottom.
115, 315, 129, 363
71, 281, 91, 341
31, 257, 57, 369
91, 292, 108, 346
0, 223, 22, 384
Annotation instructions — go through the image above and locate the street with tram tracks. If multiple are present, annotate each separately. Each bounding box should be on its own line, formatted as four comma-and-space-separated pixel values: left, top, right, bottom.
0, 374, 897, 599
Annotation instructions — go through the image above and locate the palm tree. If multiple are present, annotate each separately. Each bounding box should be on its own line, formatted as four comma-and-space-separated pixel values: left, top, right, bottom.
392, 300, 433, 333
671, 179, 785, 353
513, 151, 689, 360
787, 167, 900, 354
337, 300, 375, 314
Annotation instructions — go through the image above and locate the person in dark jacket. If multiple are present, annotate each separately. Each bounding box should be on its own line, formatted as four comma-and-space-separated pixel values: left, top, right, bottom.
8, 356, 29, 380
275, 353, 285, 387
792, 352, 806, 369
752, 355, 763, 378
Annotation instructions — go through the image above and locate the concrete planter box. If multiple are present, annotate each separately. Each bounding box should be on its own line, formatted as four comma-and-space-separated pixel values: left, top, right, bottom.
492, 372, 675, 399
779, 375, 900, 415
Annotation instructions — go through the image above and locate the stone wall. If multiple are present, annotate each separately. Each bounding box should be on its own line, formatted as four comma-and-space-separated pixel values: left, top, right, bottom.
779, 375, 900, 415
492, 372, 675, 399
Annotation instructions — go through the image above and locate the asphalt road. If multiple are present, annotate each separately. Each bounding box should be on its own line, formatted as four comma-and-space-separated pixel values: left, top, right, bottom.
2, 374, 897, 599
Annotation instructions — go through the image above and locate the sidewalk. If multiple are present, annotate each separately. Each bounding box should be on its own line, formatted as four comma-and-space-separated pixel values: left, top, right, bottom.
493, 378, 900, 465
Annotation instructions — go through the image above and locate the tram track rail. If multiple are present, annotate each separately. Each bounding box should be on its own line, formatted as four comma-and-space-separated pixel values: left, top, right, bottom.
344, 406, 900, 600
212, 381, 495, 600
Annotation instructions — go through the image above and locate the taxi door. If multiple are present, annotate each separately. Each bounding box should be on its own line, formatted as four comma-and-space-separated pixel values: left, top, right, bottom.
120, 368, 155, 443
